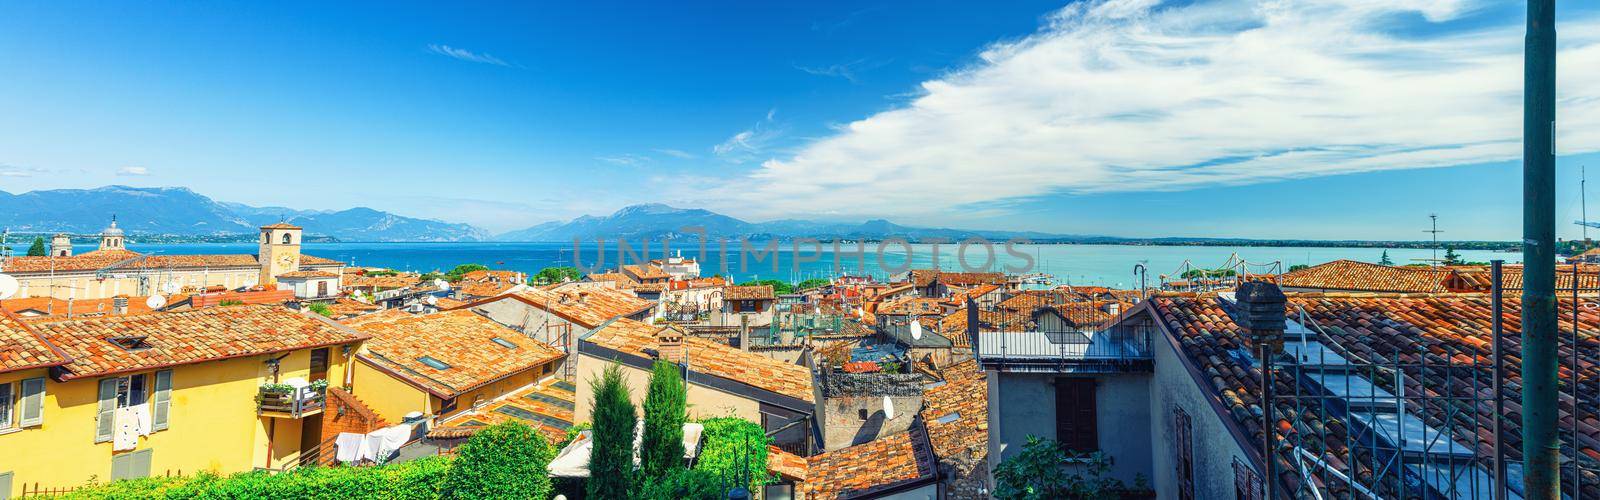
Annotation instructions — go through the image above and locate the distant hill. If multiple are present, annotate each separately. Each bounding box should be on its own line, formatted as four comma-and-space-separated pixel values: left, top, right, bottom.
493, 203, 1071, 242
0, 186, 488, 242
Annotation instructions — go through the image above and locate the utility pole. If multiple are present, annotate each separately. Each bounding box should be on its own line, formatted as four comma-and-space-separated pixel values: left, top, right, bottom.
1583, 165, 1588, 242
1521, 0, 1559, 497
1425, 214, 1443, 266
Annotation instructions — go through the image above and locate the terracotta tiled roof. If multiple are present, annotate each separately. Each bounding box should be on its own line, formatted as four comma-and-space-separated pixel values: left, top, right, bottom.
30, 305, 367, 380
260, 222, 302, 229
457, 281, 519, 298
768, 445, 809, 481
583, 318, 813, 402
724, 285, 775, 301
622, 264, 671, 281
1146, 292, 1600, 497
584, 272, 636, 285
909, 269, 1006, 288
0, 311, 70, 373
1450, 264, 1600, 291
920, 360, 988, 474
877, 297, 944, 316
324, 298, 381, 318
438, 378, 575, 443
803, 425, 937, 500
350, 309, 565, 398
2, 296, 166, 319
462, 288, 653, 329
276, 270, 337, 279
2, 250, 343, 274
342, 273, 422, 289
1278, 259, 1454, 293
433, 297, 467, 310
461, 270, 521, 282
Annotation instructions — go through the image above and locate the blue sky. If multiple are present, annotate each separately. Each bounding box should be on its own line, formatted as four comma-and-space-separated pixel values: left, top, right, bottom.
3, 1, 1600, 240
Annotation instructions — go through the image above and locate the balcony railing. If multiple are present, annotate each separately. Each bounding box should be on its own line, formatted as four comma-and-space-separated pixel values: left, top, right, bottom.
257, 384, 326, 418
973, 314, 1156, 373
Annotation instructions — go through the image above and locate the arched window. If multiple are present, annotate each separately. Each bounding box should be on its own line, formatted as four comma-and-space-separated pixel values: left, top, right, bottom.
261, 231, 269, 244
281, 233, 292, 244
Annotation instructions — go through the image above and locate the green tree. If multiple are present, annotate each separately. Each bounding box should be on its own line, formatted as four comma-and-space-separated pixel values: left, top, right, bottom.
535, 266, 583, 284
737, 279, 792, 294
1443, 246, 1462, 265
441, 421, 554, 499
1179, 268, 1236, 280
1287, 264, 1308, 273
445, 263, 490, 281
26, 236, 46, 256
794, 278, 830, 291
588, 364, 638, 499
1379, 250, 1394, 266
641, 360, 688, 478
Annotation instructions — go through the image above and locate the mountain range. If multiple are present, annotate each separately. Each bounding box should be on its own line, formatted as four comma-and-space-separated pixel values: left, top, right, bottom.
0, 186, 487, 242
0, 185, 1073, 243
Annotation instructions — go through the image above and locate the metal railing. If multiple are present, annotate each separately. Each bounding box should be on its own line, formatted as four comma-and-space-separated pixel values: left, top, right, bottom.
257, 386, 326, 418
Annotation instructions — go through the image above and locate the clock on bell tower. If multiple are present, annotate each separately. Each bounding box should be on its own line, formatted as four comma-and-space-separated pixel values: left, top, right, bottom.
258, 222, 303, 285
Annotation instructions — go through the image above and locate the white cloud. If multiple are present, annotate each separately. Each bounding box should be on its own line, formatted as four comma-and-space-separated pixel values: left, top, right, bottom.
427, 44, 513, 67
795, 59, 889, 83
713, 109, 781, 162
715, 0, 1600, 220
596, 154, 651, 167
655, 148, 696, 159
116, 166, 150, 176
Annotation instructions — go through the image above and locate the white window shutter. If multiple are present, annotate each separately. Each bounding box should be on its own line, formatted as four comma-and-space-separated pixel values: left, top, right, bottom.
19, 377, 45, 427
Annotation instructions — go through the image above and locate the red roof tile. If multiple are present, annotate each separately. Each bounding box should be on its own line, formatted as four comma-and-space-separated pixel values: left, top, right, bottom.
350, 309, 565, 398
29, 305, 367, 379
584, 319, 813, 402
0, 311, 70, 373
803, 425, 936, 499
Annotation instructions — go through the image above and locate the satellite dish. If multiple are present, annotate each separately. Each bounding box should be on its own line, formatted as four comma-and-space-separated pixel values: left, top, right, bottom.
882, 395, 895, 420
435, 280, 451, 291
146, 294, 168, 309
909, 319, 923, 340
0, 274, 18, 300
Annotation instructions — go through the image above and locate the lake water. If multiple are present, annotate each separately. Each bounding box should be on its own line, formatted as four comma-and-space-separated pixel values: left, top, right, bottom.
80, 241, 1523, 288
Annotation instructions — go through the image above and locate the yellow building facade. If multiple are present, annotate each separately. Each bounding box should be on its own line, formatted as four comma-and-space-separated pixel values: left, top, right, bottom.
0, 306, 365, 497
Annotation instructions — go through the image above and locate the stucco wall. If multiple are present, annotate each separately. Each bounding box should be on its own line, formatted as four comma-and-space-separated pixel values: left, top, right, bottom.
572, 354, 759, 425
0, 347, 345, 496
986, 371, 1153, 485
1147, 331, 1257, 500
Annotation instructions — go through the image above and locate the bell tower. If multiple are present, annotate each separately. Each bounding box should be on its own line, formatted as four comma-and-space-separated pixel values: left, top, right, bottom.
98, 216, 125, 251
51, 233, 73, 257
258, 222, 303, 285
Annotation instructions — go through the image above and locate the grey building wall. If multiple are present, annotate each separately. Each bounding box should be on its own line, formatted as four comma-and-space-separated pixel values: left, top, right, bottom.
1147, 329, 1258, 500
986, 371, 1153, 486
819, 371, 924, 452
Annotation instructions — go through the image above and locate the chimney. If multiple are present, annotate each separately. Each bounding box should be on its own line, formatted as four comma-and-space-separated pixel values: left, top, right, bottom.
655, 326, 686, 364
1234, 281, 1286, 354
577, 291, 589, 304
112, 296, 129, 315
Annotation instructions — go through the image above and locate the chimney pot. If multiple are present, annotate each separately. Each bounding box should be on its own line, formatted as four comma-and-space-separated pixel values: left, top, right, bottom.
112, 296, 129, 315
1235, 281, 1287, 352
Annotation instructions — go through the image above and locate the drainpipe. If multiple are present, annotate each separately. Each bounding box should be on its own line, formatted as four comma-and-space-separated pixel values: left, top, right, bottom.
1521, 0, 1559, 497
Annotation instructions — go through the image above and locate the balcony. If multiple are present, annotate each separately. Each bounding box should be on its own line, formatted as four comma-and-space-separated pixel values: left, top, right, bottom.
257, 383, 326, 418
974, 313, 1155, 373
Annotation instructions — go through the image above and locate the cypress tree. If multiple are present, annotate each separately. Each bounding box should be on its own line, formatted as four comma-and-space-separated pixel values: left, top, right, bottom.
640, 360, 687, 478
587, 363, 638, 499
26, 237, 46, 257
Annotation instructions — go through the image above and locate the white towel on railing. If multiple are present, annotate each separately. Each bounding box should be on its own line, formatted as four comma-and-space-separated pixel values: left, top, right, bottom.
113, 406, 141, 451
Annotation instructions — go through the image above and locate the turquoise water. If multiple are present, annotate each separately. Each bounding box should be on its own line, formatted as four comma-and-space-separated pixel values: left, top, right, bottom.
79, 242, 1522, 287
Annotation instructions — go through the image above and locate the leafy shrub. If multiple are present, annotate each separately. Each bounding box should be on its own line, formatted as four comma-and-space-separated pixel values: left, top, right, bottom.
694, 417, 772, 490
638, 467, 723, 500
307, 302, 333, 317
64, 456, 451, 499
441, 421, 554, 499
993, 436, 1135, 500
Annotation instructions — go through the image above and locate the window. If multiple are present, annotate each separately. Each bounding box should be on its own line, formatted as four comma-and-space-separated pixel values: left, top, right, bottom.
0, 383, 11, 430
490, 337, 519, 349
96, 372, 170, 442
418, 356, 451, 370
1176, 408, 1195, 500
116, 375, 148, 409
110, 448, 153, 481
1234, 458, 1263, 500
281, 233, 292, 244
1054, 378, 1098, 452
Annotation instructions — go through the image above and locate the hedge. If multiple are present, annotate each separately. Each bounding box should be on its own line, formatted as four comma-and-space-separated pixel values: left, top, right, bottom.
64, 456, 451, 499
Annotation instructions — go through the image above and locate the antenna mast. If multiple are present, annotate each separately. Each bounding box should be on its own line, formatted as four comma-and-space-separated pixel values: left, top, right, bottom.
1424, 214, 1443, 266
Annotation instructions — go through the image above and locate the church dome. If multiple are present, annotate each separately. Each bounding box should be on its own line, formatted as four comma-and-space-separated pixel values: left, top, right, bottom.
102, 219, 124, 236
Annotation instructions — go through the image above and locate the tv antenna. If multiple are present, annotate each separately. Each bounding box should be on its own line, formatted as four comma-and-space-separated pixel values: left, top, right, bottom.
1424, 214, 1443, 266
